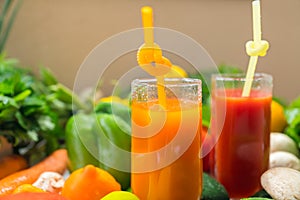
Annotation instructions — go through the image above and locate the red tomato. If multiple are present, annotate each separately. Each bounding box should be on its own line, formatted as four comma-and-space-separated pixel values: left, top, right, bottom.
0, 192, 68, 200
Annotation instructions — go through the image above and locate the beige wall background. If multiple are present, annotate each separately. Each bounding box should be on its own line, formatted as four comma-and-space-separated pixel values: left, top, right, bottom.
5, 0, 300, 102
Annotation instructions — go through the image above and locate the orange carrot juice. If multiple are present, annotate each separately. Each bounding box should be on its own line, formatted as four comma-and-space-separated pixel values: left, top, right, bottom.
131, 79, 202, 200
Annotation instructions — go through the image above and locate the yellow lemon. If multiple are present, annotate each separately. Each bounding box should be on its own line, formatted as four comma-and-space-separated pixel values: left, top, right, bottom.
101, 191, 140, 200
271, 100, 287, 132
13, 184, 45, 194
165, 65, 188, 78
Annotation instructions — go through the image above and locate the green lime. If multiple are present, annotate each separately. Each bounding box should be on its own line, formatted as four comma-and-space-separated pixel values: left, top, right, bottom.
101, 191, 140, 200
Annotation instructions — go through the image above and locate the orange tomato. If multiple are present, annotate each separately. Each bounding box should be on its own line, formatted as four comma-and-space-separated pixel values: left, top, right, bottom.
61, 165, 121, 200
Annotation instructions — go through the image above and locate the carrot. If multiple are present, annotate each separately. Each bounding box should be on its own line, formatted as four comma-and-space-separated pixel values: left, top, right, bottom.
0, 155, 28, 179
0, 192, 68, 200
0, 149, 68, 196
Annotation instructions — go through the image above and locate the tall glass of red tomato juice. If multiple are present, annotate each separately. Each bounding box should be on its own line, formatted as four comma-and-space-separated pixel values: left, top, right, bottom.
211, 73, 272, 199
131, 78, 202, 200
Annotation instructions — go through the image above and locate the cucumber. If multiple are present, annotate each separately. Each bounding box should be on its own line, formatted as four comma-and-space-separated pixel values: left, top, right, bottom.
251, 189, 272, 198
200, 173, 229, 200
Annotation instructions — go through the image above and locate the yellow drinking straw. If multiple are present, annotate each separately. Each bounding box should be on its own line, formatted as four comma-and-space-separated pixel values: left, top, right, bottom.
137, 6, 172, 107
242, 0, 269, 97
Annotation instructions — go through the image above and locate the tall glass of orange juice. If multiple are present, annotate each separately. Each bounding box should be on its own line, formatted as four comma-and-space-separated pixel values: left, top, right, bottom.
131, 78, 202, 200
211, 73, 272, 199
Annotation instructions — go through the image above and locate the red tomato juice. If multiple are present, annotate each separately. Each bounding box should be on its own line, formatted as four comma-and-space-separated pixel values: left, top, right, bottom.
212, 89, 271, 198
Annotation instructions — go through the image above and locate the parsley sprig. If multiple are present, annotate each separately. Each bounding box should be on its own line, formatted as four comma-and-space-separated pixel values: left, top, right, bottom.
0, 54, 85, 162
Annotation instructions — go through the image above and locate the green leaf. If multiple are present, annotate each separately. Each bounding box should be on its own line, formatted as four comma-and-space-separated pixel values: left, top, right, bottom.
44, 136, 59, 155
22, 106, 40, 116
27, 130, 38, 141
289, 96, 300, 108
22, 96, 45, 107
49, 84, 72, 103
0, 80, 14, 94
284, 108, 300, 125
285, 126, 300, 147
49, 83, 88, 110
12, 128, 32, 146
13, 89, 31, 102
15, 75, 34, 93
291, 114, 300, 129
272, 96, 288, 107
0, 95, 18, 108
40, 67, 57, 86
218, 64, 243, 74
0, 54, 18, 67
0, 106, 17, 122
49, 98, 68, 111
202, 104, 211, 128
284, 96, 300, 148
15, 111, 28, 129
37, 115, 56, 131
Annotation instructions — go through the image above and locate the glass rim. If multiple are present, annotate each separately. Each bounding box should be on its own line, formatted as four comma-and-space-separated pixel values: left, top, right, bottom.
212, 73, 273, 82
132, 78, 202, 87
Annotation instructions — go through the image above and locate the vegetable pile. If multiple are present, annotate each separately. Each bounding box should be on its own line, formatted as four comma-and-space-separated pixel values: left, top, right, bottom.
0, 149, 137, 200
1, 56, 300, 199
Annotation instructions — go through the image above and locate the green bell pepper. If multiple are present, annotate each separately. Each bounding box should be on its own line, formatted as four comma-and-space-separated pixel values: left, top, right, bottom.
65, 113, 100, 171
65, 102, 131, 190
94, 101, 131, 125
93, 113, 131, 189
